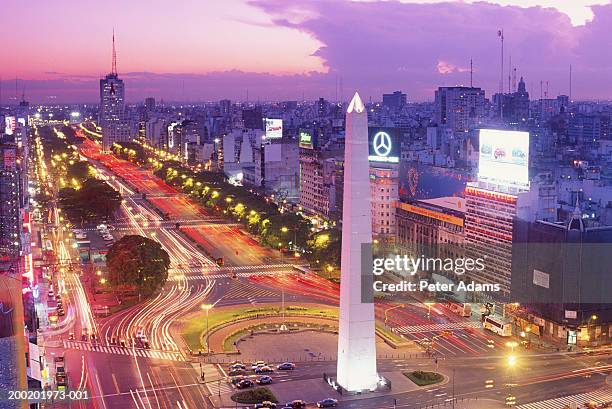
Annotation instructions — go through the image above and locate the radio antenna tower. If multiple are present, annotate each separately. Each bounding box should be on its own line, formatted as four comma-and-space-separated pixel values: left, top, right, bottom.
111, 29, 118, 75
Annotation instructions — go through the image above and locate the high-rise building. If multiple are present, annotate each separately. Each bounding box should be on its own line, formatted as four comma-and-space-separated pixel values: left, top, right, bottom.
434, 86, 485, 133
512, 206, 612, 346
144, 97, 156, 111
370, 165, 399, 242
99, 33, 130, 151
0, 143, 22, 260
568, 113, 610, 145
219, 99, 231, 116
382, 91, 406, 110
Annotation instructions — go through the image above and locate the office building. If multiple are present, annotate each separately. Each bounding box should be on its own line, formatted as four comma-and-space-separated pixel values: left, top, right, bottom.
512, 207, 612, 346
434, 86, 485, 133
99, 34, 130, 151
370, 164, 399, 241
382, 91, 407, 110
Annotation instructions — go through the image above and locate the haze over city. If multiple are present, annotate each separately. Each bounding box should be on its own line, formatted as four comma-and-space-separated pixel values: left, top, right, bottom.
3, 0, 612, 102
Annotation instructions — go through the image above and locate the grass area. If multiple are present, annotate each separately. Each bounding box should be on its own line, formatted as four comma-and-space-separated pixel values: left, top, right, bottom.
375, 324, 407, 345
231, 387, 277, 404
181, 305, 338, 351
404, 371, 444, 386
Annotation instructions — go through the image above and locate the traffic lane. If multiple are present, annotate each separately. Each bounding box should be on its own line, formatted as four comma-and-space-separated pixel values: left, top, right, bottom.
181, 225, 278, 266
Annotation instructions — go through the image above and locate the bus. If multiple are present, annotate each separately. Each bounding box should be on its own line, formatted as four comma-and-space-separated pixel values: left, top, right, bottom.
447, 301, 472, 317
483, 315, 512, 337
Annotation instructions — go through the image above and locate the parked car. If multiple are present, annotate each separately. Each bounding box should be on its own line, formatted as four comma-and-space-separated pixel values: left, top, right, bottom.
277, 362, 296, 370
255, 366, 274, 374
317, 398, 339, 407
285, 400, 306, 409
254, 402, 277, 409
229, 363, 246, 371
256, 376, 273, 385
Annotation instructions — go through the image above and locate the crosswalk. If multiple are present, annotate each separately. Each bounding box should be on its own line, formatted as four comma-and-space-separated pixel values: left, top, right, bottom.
173, 270, 294, 281
172, 263, 295, 273
395, 321, 481, 334
223, 282, 279, 300
63, 340, 185, 362
516, 388, 612, 409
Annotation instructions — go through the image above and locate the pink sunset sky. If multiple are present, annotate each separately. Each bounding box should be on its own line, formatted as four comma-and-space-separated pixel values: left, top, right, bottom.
1, 0, 612, 103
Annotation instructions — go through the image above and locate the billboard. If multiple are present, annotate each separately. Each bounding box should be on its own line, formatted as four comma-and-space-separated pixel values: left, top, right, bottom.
299, 131, 315, 149
478, 129, 529, 186
368, 127, 400, 163
264, 118, 283, 139
5, 116, 16, 135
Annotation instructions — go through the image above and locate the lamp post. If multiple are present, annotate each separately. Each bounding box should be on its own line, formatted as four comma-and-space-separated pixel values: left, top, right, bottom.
201, 304, 213, 354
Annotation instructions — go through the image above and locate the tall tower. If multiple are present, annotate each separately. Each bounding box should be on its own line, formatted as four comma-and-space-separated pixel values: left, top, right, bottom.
99, 31, 128, 151
336, 92, 378, 392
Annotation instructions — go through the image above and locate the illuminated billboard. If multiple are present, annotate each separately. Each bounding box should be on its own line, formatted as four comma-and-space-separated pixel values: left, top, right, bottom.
4, 116, 16, 136
264, 118, 283, 139
299, 131, 315, 149
478, 129, 529, 186
368, 127, 400, 163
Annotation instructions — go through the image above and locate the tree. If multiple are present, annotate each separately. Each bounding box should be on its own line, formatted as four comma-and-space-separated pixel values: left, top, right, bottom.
66, 161, 92, 183
58, 179, 121, 225
106, 235, 170, 298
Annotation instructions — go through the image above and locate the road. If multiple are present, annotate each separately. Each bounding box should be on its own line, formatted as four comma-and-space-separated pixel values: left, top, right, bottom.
33, 131, 612, 409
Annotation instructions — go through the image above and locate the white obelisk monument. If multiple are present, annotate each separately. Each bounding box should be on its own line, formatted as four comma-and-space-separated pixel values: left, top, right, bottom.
336, 92, 379, 391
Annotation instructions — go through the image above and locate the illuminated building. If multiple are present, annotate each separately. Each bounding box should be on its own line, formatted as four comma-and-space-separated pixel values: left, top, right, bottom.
336, 92, 379, 392
396, 197, 465, 250
464, 129, 531, 299
369, 127, 400, 242
370, 165, 398, 241
99, 32, 130, 151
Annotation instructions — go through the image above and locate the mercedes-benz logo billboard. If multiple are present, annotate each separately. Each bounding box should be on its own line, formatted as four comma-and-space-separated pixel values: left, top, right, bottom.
368, 127, 399, 163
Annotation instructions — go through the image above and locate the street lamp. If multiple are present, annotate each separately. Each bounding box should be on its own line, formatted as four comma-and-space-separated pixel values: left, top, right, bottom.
201, 304, 213, 354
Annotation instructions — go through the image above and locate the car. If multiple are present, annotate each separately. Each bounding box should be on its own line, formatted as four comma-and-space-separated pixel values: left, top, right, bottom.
228, 369, 245, 377
68, 332, 75, 341
110, 337, 117, 345
75, 233, 87, 240
256, 376, 273, 385
57, 308, 65, 317
103, 235, 114, 241
317, 398, 339, 407
230, 376, 246, 386
254, 402, 277, 409
277, 362, 296, 370
229, 363, 246, 371
143, 341, 150, 349
236, 379, 254, 389
251, 361, 267, 370
120, 339, 127, 348
285, 400, 306, 409
97, 224, 108, 231
255, 366, 274, 374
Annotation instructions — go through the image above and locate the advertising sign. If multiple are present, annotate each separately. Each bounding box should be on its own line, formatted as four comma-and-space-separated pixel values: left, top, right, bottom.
478, 129, 529, 186
5, 116, 16, 135
264, 118, 283, 139
368, 127, 400, 163
299, 131, 315, 149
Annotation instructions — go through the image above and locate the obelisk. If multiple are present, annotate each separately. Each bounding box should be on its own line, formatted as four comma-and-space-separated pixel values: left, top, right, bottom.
336, 92, 378, 391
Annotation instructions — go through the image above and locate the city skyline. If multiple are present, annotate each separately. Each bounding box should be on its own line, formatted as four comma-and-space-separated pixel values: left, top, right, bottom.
3, 0, 612, 103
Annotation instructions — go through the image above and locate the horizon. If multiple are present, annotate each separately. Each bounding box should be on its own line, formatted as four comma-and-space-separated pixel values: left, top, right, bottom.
4, 0, 612, 103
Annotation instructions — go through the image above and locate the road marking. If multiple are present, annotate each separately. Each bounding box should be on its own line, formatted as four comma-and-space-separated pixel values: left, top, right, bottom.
395, 321, 481, 334
63, 340, 185, 362
516, 388, 612, 408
